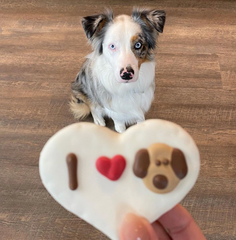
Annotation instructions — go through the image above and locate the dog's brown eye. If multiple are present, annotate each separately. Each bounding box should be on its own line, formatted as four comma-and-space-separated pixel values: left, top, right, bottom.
163, 159, 170, 166
155, 160, 161, 166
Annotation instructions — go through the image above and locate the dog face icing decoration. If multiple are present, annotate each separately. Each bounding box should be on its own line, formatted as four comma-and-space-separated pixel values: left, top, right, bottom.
133, 143, 188, 194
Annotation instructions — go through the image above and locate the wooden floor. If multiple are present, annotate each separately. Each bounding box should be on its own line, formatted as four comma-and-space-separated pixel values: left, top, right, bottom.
1, 0, 236, 239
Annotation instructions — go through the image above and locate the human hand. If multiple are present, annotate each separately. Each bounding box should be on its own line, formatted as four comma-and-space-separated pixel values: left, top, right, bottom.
119, 204, 206, 240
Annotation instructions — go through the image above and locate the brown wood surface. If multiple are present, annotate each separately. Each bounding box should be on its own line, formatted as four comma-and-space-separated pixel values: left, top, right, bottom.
1, 0, 236, 239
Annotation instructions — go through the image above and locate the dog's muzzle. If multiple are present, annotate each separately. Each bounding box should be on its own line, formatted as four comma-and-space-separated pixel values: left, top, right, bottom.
120, 65, 134, 81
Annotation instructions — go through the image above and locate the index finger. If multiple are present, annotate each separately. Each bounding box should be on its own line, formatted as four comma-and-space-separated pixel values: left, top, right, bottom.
157, 204, 206, 240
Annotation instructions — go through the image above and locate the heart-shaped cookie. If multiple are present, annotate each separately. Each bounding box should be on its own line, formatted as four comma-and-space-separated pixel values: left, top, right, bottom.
39, 119, 200, 240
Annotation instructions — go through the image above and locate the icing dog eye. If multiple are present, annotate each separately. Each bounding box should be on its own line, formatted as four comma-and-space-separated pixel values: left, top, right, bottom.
109, 44, 116, 50
155, 160, 161, 166
134, 42, 142, 49
163, 159, 170, 166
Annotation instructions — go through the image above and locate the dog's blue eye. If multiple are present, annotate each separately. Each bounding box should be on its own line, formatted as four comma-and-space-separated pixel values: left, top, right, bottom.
134, 42, 142, 49
109, 44, 116, 50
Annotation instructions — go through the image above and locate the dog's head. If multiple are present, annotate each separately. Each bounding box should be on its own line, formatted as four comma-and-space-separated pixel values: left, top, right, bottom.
133, 143, 188, 194
82, 8, 165, 83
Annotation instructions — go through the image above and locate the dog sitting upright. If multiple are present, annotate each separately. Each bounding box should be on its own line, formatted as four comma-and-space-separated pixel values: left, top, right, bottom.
70, 8, 166, 133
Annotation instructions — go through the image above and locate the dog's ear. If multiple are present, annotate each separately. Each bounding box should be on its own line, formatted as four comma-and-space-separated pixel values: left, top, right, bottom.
132, 8, 166, 33
171, 149, 188, 179
82, 10, 113, 40
133, 149, 150, 178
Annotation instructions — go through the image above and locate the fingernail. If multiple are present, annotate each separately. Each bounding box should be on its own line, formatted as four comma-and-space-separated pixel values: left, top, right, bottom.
120, 213, 151, 240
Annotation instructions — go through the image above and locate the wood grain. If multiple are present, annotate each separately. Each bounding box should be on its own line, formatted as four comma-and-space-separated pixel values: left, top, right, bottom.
0, 0, 236, 239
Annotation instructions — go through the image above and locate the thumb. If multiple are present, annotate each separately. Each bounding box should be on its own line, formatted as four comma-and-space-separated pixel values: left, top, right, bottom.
119, 213, 159, 240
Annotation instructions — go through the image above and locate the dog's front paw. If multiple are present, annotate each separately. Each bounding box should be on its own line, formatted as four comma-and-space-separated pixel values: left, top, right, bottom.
114, 122, 126, 133
137, 116, 145, 124
93, 117, 106, 127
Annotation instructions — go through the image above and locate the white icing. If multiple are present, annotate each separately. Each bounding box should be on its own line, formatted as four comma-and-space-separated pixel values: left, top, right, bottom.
39, 119, 200, 240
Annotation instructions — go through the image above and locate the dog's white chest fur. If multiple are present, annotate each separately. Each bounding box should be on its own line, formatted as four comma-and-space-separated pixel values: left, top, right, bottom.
93, 55, 156, 124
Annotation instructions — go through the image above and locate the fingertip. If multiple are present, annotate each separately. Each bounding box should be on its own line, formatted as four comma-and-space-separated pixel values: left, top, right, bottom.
119, 213, 158, 240
139, 217, 159, 240
158, 204, 206, 240
158, 204, 191, 226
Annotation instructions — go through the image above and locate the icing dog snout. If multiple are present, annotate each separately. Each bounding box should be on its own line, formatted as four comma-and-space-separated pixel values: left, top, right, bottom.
133, 143, 188, 194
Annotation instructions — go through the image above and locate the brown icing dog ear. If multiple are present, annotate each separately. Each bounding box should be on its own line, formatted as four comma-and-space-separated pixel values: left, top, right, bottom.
133, 149, 150, 178
171, 149, 188, 179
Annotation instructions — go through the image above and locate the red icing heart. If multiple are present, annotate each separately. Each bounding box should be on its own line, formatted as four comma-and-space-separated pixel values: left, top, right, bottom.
96, 155, 126, 181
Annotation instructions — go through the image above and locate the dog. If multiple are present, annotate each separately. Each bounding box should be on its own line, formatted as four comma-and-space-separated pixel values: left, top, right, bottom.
133, 143, 188, 194
70, 8, 166, 133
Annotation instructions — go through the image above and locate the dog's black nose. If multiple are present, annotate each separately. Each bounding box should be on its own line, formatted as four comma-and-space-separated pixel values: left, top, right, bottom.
121, 72, 132, 80
120, 65, 134, 80
153, 175, 168, 189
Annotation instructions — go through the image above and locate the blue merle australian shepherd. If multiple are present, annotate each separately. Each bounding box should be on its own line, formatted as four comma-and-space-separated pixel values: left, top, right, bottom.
70, 8, 166, 133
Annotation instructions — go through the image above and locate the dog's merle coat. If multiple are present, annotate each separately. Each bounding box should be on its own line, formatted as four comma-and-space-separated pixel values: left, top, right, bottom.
70, 8, 166, 132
